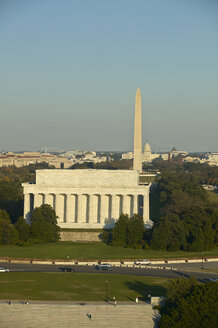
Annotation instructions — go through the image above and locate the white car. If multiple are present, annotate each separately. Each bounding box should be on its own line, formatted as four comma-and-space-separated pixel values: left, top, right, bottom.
0, 267, 9, 272
134, 259, 151, 265
101, 263, 112, 267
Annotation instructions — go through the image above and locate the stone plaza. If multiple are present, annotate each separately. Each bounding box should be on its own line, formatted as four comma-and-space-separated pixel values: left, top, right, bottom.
0, 301, 157, 328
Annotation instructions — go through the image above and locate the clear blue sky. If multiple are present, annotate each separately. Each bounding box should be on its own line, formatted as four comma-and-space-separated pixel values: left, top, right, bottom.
1, 0, 218, 152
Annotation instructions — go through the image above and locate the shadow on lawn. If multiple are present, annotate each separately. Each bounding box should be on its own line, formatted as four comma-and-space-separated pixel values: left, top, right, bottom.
125, 281, 167, 301
75, 282, 106, 302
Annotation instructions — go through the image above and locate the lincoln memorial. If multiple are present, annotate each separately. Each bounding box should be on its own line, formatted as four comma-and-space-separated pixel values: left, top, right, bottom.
22, 169, 150, 229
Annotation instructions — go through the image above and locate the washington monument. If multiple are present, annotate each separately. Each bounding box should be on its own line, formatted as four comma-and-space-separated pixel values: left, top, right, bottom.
133, 88, 142, 172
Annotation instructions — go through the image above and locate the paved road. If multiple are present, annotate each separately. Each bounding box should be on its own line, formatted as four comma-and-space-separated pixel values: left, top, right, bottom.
1, 262, 218, 281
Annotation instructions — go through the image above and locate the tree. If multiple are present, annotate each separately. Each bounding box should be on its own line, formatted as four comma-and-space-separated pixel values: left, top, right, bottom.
30, 204, 60, 243
0, 180, 23, 222
182, 207, 215, 251
126, 215, 144, 247
158, 278, 218, 328
112, 214, 129, 246
150, 214, 187, 251
15, 216, 31, 241
150, 168, 217, 252
0, 211, 18, 245
0, 209, 11, 222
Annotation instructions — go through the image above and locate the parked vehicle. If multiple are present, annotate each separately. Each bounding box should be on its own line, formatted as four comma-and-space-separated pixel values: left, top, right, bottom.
209, 278, 218, 282
100, 263, 112, 267
134, 259, 151, 265
61, 266, 74, 272
0, 267, 9, 272
95, 264, 112, 271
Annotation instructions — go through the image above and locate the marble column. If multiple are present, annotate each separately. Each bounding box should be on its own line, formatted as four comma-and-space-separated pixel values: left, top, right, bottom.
78, 194, 88, 223
56, 194, 65, 222
34, 194, 43, 208
66, 194, 72, 223
111, 194, 119, 219
123, 194, 131, 216
66, 194, 76, 223
89, 194, 98, 223
100, 194, 109, 223
83, 194, 88, 223
133, 194, 138, 215
119, 195, 123, 216
44, 194, 54, 209
24, 193, 30, 222
130, 195, 134, 217
143, 192, 149, 223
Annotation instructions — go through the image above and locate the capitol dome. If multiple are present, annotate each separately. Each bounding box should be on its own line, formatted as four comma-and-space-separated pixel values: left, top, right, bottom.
143, 141, 151, 153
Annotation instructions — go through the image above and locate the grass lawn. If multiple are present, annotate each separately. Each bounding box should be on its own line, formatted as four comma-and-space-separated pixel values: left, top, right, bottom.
0, 242, 217, 260
207, 190, 218, 203
0, 272, 169, 301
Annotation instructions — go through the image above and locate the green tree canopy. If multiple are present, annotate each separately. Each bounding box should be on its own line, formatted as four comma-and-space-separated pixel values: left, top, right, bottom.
0, 209, 11, 222
151, 214, 187, 251
31, 204, 60, 243
158, 277, 218, 328
126, 214, 144, 248
0, 210, 18, 245
112, 214, 129, 246
15, 216, 31, 241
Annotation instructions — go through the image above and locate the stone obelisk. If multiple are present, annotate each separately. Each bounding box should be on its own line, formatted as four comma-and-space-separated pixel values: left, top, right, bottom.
133, 88, 142, 172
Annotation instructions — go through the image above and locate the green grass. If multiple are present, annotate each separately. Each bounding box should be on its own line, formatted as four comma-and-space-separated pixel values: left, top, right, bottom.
207, 190, 218, 203
0, 242, 217, 260
0, 272, 169, 301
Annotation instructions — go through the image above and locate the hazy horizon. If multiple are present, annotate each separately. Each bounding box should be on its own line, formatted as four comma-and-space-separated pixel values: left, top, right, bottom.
1, 1, 218, 153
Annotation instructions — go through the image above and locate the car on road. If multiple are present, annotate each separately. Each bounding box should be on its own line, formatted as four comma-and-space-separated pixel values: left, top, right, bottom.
134, 259, 151, 265
100, 263, 112, 267
61, 266, 74, 272
95, 264, 112, 271
0, 267, 9, 272
209, 278, 218, 282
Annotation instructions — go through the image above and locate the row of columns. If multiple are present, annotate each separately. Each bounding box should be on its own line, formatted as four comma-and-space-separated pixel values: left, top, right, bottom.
24, 192, 149, 224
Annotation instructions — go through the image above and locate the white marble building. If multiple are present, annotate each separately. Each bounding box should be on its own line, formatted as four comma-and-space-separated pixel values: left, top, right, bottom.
22, 169, 150, 229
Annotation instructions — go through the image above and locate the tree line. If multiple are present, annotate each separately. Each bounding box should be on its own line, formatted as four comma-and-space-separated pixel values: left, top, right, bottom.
0, 205, 60, 246
150, 170, 218, 251
103, 168, 218, 251
0, 163, 53, 223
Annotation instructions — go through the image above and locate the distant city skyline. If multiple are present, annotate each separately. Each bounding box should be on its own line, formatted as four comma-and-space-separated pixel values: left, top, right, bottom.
1, 0, 218, 152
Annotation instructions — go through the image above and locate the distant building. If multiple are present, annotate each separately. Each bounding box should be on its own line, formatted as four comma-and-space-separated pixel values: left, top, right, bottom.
142, 141, 151, 162
0, 150, 111, 169
207, 153, 218, 166
170, 147, 188, 158
0, 152, 73, 169
122, 141, 169, 163
122, 152, 133, 160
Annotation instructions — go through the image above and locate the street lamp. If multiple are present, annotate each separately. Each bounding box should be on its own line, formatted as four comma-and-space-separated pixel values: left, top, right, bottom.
148, 294, 151, 304
105, 280, 108, 301
201, 252, 204, 269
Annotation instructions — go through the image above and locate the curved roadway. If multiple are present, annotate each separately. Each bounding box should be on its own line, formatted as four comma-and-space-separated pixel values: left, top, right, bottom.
1, 262, 218, 281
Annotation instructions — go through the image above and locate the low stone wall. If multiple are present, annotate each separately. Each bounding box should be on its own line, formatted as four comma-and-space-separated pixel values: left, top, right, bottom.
60, 230, 102, 242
